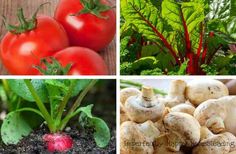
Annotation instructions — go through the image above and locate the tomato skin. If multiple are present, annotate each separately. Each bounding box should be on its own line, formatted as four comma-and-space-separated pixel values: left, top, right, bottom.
54, 0, 116, 52
0, 15, 69, 75
53, 47, 108, 75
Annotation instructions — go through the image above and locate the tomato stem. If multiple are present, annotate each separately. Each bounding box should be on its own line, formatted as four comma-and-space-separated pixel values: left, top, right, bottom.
34, 57, 72, 75
72, 0, 114, 19
3, 3, 50, 34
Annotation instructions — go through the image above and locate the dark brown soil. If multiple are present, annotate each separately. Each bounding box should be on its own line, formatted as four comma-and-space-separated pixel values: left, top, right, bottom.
0, 123, 116, 154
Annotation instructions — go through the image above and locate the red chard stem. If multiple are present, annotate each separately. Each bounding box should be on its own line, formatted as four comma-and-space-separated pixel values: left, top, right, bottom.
180, 10, 191, 54
132, 6, 181, 66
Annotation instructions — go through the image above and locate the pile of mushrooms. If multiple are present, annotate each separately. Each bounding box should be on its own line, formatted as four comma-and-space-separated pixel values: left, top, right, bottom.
120, 79, 236, 154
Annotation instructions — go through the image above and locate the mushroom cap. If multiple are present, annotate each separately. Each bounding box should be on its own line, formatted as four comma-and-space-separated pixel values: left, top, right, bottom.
186, 79, 229, 106
125, 95, 165, 123
163, 112, 201, 147
120, 88, 141, 111
171, 103, 196, 115
120, 121, 155, 154
158, 97, 185, 108
192, 133, 230, 154
194, 96, 236, 135
222, 132, 236, 152
223, 96, 236, 135
194, 98, 227, 126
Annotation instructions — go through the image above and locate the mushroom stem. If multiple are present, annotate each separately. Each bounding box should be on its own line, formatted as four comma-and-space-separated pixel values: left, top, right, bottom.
166, 133, 182, 152
158, 80, 186, 107
142, 86, 154, 99
200, 126, 214, 140
139, 86, 156, 108
142, 86, 154, 102
206, 116, 225, 133
138, 120, 160, 142
169, 80, 186, 98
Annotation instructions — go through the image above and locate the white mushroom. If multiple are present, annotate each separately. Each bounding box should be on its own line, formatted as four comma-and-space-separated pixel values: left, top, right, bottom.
192, 126, 236, 154
120, 120, 160, 154
186, 79, 229, 106
171, 103, 196, 115
125, 86, 165, 123
224, 80, 236, 95
153, 134, 184, 154
120, 111, 129, 124
194, 96, 236, 135
120, 87, 141, 111
158, 80, 186, 107
163, 112, 201, 151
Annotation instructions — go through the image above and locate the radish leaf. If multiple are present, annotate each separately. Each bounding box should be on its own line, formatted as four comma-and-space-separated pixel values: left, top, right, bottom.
78, 105, 111, 148
8, 79, 48, 102
1, 108, 43, 144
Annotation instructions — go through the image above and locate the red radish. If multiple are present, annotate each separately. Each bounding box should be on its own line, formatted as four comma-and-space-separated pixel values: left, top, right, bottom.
43, 133, 73, 152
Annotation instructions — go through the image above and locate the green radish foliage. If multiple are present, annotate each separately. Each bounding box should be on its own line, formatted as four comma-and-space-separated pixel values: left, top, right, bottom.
0, 79, 110, 148
121, 0, 236, 75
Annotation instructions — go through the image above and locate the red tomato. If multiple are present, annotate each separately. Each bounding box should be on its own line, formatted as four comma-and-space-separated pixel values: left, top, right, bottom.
53, 47, 108, 75
54, 0, 116, 52
0, 15, 69, 75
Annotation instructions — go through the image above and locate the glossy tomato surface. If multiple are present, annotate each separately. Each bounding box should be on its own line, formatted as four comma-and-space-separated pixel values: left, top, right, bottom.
53, 47, 108, 75
0, 15, 69, 75
54, 0, 116, 52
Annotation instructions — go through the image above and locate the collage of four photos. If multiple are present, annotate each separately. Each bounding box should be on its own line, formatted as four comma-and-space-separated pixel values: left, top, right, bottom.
0, 0, 236, 153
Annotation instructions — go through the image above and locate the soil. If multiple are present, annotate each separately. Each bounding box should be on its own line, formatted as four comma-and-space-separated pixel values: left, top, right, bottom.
0, 124, 116, 154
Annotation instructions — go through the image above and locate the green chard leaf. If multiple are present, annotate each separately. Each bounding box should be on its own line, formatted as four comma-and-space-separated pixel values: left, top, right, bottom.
121, 0, 170, 43
177, 60, 189, 75
207, 0, 230, 20
140, 68, 163, 75
132, 56, 159, 71
141, 45, 160, 57
162, 0, 205, 51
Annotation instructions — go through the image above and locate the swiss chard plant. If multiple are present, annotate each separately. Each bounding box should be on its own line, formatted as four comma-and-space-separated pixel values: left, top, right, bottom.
0, 79, 110, 152
121, 0, 236, 75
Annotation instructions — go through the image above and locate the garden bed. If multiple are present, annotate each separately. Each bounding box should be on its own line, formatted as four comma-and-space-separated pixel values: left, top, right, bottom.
0, 124, 116, 154
0, 79, 116, 154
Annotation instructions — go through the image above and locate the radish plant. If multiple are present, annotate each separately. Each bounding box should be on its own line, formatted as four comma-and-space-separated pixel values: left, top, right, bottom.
0, 79, 110, 152
121, 0, 236, 75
